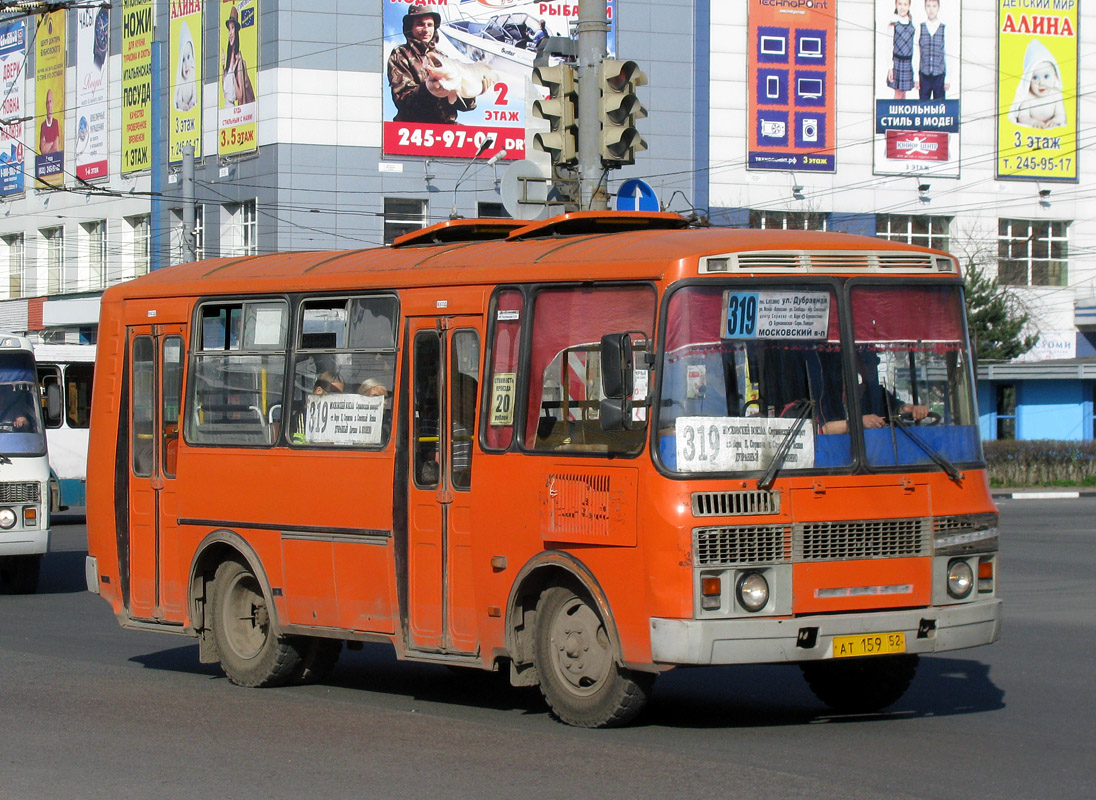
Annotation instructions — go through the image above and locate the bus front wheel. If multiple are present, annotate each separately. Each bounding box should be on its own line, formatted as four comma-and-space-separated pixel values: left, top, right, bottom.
210, 558, 303, 688
801, 654, 919, 713
533, 585, 654, 727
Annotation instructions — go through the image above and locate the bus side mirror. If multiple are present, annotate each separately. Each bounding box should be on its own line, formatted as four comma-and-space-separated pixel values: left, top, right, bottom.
45, 383, 62, 426
601, 333, 633, 399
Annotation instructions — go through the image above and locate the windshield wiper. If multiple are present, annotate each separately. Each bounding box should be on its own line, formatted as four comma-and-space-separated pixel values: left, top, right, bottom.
757, 400, 813, 491
889, 414, 964, 485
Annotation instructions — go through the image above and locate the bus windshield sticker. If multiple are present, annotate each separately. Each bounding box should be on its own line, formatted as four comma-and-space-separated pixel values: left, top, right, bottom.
674, 416, 815, 472
304, 393, 384, 445
497, 309, 520, 322
489, 372, 516, 425
721, 291, 830, 340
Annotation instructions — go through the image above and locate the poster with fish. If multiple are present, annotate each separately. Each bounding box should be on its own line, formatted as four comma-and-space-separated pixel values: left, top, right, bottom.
35, 9, 65, 188
872, 0, 961, 178
218, 0, 259, 157
76, 5, 110, 181
995, 0, 1078, 182
382, 0, 616, 161
0, 20, 27, 196
169, 0, 203, 163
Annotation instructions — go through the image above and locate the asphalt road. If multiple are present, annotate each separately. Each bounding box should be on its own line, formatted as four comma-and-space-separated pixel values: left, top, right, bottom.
1, 498, 1093, 800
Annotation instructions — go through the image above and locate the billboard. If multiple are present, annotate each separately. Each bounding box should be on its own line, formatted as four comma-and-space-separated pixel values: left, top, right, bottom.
0, 20, 27, 196
76, 5, 110, 181
873, 0, 961, 177
995, 0, 1078, 182
122, 0, 154, 174
218, 0, 259, 156
170, 0, 203, 163
35, 10, 66, 188
747, 0, 837, 173
382, 0, 615, 161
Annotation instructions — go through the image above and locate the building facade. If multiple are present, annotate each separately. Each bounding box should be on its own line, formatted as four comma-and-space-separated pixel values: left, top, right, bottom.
0, 0, 1092, 437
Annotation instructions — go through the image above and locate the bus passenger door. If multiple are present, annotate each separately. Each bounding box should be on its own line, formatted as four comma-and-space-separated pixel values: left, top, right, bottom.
406, 318, 481, 656
126, 325, 186, 621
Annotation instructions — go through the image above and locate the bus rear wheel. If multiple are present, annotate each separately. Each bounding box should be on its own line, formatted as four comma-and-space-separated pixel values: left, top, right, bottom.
801, 654, 919, 713
211, 558, 303, 688
0, 555, 41, 594
533, 585, 654, 728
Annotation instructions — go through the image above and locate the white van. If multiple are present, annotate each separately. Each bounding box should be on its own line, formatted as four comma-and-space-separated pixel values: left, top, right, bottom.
0, 333, 54, 594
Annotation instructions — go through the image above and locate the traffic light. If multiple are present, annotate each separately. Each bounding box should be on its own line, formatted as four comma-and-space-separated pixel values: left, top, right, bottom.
598, 59, 648, 166
531, 64, 578, 167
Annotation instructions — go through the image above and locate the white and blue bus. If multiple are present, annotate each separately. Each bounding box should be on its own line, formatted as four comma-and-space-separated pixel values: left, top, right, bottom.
0, 333, 56, 594
34, 344, 95, 511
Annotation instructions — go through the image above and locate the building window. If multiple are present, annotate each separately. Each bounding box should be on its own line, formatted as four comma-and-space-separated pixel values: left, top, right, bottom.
384, 198, 427, 244
41, 226, 64, 294
749, 211, 827, 231
84, 220, 107, 290
4, 233, 25, 298
477, 201, 508, 218
996, 383, 1017, 440
194, 204, 205, 260
128, 214, 150, 278
876, 214, 951, 251
242, 200, 257, 255
998, 219, 1068, 286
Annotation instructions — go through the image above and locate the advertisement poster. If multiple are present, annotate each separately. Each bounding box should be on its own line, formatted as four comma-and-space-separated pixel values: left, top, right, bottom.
746, 0, 837, 173
218, 0, 259, 156
873, 0, 961, 177
35, 10, 65, 188
382, 0, 615, 161
121, 0, 153, 174
0, 20, 26, 196
169, 0, 203, 163
76, 6, 110, 181
995, 0, 1078, 182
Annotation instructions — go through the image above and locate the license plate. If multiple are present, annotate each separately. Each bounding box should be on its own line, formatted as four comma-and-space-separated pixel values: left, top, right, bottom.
832, 632, 906, 658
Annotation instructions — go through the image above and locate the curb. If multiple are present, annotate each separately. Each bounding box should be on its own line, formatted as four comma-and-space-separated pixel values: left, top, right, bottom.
992, 490, 1096, 500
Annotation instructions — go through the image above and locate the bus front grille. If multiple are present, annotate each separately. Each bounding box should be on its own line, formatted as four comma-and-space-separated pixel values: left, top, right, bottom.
694, 525, 792, 566
0, 481, 41, 503
794, 518, 929, 561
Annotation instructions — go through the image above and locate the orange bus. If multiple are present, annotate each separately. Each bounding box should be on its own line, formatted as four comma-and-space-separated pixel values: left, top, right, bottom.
85, 212, 1000, 727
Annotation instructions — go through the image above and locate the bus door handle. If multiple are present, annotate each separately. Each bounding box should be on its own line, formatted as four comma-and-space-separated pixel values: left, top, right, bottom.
150, 476, 166, 490
436, 489, 454, 505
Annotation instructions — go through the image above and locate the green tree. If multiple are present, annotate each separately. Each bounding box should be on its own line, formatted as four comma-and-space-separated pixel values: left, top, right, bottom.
963, 261, 1038, 360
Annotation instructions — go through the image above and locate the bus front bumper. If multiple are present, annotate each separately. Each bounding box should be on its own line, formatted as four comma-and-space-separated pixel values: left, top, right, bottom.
0, 526, 50, 557
649, 599, 1001, 665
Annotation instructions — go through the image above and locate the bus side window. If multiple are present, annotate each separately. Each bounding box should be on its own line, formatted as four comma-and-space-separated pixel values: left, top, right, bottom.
65, 363, 94, 428
132, 336, 156, 477
162, 337, 184, 477
484, 288, 523, 451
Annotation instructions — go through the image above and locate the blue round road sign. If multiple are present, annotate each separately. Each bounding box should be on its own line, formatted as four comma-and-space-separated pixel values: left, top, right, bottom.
615, 179, 659, 212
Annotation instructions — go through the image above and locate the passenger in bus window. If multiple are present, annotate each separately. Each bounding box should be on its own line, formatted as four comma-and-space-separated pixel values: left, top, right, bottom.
313, 371, 344, 394
819, 350, 928, 434
0, 386, 35, 431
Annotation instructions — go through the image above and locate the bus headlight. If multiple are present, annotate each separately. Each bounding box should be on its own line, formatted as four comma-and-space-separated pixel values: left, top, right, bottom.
0, 507, 17, 529
736, 571, 769, 612
947, 559, 974, 599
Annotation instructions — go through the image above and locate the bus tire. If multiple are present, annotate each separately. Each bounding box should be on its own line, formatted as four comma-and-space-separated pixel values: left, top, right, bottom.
0, 555, 41, 595
293, 638, 342, 685
533, 585, 654, 728
210, 558, 303, 688
801, 654, 919, 713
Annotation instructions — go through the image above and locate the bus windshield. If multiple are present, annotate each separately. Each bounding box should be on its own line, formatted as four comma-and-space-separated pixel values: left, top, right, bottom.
657, 282, 980, 474
849, 284, 981, 468
0, 351, 46, 455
